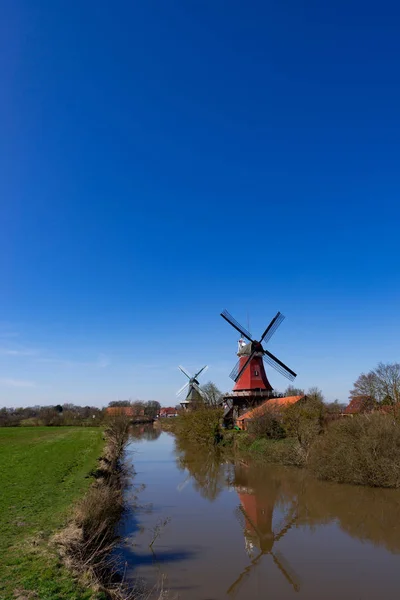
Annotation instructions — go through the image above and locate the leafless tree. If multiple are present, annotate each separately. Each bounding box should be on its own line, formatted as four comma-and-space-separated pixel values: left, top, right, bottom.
349, 372, 381, 401
306, 386, 325, 403
284, 385, 305, 396
373, 362, 400, 414
201, 381, 222, 407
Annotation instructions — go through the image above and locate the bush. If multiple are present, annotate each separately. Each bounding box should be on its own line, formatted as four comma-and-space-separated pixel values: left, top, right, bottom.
247, 437, 306, 467
176, 407, 223, 446
309, 414, 400, 488
283, 397, 325, 462
247, 409, 286, 440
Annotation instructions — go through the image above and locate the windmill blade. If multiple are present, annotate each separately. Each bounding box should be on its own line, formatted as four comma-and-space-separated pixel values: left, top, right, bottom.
194, 365, 208, 379
177, 474, 191, 493
274, 508, 298, 542
226, 549, 264, 596
271, 551, 300, 592
178, 365, 192, 379
263, 350, 297, 381
260, 312, 285, 344
234, 351, 256, 382
176, 381, 189, 397
221, 309, 253, 342
229, 359, 241, 381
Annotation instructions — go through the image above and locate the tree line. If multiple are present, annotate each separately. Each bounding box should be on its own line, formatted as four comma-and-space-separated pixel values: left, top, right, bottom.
0, 403, 104, 427
0, 399, 163, 427
2, 361, 398, 427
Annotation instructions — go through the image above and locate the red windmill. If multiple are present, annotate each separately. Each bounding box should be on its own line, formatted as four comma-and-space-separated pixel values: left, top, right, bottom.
220, 309, 297, 423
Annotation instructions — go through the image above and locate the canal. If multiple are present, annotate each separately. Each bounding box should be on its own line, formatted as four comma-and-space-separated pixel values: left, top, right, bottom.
119, 426, 400, 599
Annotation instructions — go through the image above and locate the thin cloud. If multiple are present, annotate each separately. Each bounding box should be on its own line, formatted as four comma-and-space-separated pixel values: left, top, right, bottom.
0, 378, 36, 388
35, 353, 110, 369
0, 347, 39, 357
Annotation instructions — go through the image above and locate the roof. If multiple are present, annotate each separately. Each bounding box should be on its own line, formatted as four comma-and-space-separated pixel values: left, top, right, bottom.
237, 395, 304, 422
106, 406, 136, 416
344, 396, 374, 415
160, 407, 177, 414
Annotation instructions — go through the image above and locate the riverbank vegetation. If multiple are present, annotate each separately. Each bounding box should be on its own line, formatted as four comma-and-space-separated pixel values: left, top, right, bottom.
170, 363, 400, 489
174, 406, 223, 445
230, 403, 400, 487
1, 416, 164, 599
55, 413, 132, 599
0, 426, 105, 599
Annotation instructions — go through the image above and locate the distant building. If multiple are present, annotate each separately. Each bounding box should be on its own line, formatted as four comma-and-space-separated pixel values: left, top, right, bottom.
344, 396, 394, 416
236, 395, 305, 430
344, 396, 375, 415
159, 407, 178, 418
105, 406, 145, 417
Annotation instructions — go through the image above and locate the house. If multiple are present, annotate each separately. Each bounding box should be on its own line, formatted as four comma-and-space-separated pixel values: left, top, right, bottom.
344, 396, 375, 415
105, 406, 145, 417
236, 395, 305, 430
344, 396, 395, 416
159, 407, 178, 418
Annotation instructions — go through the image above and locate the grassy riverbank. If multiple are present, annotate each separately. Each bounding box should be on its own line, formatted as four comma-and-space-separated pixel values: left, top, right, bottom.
0, 427, 105, 600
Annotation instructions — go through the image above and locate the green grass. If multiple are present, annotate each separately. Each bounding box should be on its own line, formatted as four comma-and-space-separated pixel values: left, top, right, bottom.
0, 427, 105, 600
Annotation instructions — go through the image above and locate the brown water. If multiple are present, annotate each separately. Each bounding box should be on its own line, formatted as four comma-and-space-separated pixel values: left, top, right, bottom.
120, 427, 400, 599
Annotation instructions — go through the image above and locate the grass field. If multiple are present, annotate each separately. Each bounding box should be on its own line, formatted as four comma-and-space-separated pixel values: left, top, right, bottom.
0, 427, 105, 600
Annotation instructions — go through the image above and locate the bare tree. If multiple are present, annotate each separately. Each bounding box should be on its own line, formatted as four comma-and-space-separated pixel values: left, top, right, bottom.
201, 381, 222, 407
349, 363, 400, 416
373, 362, 400, 414
131, 400, 146, 416
306, 386, 325, 403
284, 385, 305, 396
349, 372, 381, 402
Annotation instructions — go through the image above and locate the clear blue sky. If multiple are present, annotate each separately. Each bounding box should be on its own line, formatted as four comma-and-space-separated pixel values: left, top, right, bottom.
1, 1, 400, 407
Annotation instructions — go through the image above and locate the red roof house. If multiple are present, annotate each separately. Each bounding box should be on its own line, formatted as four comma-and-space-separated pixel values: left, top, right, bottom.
159, 407, 178, 418
344, 396, 375, 415
236, 395, 305, 430
105, 406, 145, 417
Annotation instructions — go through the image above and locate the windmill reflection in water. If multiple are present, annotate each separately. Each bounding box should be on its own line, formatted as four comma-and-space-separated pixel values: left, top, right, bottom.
228, 461, 300, 596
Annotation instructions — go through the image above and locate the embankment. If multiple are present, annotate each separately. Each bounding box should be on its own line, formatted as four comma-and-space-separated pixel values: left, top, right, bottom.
55, 415, 132, 599
0, 427, 105, 599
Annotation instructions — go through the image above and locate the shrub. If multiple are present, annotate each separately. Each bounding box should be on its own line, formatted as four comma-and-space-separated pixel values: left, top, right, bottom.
247, 409, 286, 440
247, 437, 306, 467
176, 407, 223, 446
309, 414, 400, 488
283, 397, 325, 462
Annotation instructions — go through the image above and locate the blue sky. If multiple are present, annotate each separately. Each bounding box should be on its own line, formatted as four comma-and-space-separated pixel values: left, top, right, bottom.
1, 1, 400, 407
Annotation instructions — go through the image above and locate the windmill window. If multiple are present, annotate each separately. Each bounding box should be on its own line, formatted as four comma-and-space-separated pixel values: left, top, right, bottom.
254, 370, 259, 376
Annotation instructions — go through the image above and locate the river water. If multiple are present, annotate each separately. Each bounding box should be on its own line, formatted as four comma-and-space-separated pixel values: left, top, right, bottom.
119, 426, 400, 599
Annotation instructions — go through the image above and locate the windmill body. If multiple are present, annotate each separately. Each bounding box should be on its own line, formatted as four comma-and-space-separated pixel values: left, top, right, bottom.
176, 365, 208, 410
221, 310, 297, 425
233, 340, 273, 393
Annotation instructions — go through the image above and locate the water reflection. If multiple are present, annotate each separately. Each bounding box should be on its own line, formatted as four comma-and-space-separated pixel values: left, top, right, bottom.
129, 424, 161, 442
229, 460, 300, 595
175, 440, 400, 582
124, 432, 400, 599
175, 438, 233, 501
